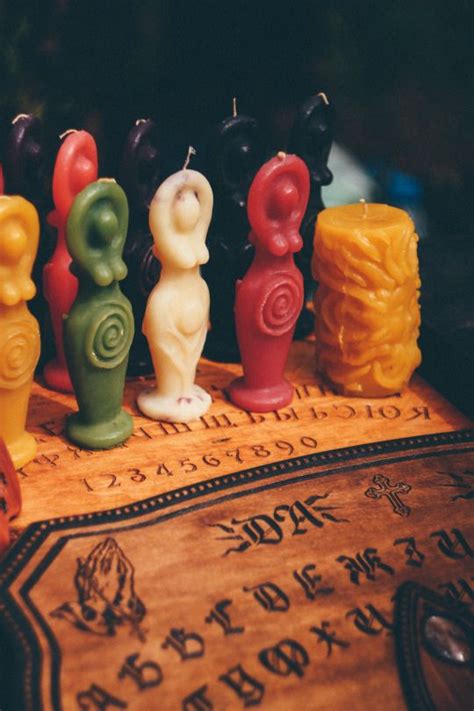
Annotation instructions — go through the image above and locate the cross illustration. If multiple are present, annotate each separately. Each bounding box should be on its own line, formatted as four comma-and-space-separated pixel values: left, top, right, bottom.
364, 474, 411, 516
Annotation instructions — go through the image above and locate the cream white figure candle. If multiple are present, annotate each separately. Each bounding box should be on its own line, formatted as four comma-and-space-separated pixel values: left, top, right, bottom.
137, 150, 213, 422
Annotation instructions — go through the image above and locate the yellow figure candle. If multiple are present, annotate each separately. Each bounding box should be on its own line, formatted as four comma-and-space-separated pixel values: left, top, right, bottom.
0, 196, 41, 468
312, 202, 421, 397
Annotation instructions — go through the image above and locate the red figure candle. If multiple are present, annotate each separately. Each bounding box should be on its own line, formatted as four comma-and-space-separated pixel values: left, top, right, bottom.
43, 130, 98, 392
228, 152, 309, 412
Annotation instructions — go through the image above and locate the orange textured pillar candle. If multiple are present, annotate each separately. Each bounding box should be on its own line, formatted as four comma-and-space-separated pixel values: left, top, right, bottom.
312, 202, 421, 397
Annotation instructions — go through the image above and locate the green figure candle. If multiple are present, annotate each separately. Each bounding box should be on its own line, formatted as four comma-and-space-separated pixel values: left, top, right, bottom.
64, 180, 134, 449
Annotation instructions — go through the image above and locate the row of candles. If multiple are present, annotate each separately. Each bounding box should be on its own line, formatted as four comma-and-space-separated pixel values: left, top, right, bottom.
0, 101, 421, 474
0, 97, 334, 370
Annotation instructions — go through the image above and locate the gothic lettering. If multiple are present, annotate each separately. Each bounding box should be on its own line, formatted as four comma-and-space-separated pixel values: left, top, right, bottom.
210, 492, 348, 555
243, 582, 290, 613
438, 578, 474, 605
162, 628, 205, 660
437, 469, 474, 501
219, 664, 264, 707
258, 639, 309, 678
205, 599, 244, 635
337, 548, 395, 585
118, 653, 162, 690
293, 564, 334, 600
393, 537, 425, 567
209, 515, 283, 555
182, 685, 214, 711
310, 621, 350, 656
76, 684, 127, 710
274, 493, 349, 535
430, 528, 473, 559
346, 604, 393, 635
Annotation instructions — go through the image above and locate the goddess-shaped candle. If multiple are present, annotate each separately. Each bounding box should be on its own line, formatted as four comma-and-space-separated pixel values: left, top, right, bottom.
64, 180, 134, 449
43, 129, 98, 392
312, 202, 421, 397
228, 152, 309, 412
137, 150, 213, 423
0, 196, 41, 468
202, 100, 264, 362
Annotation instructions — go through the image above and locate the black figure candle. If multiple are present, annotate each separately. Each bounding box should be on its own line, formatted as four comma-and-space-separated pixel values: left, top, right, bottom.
3, 115, 52, 347
202, 104, 264, 362
119, 119, 161, 375
3, 115, 46, 199
288, 93, 334, 338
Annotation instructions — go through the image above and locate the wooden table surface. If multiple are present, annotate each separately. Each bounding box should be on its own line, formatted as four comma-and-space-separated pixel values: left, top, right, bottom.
13, 340, 470, 532
2, 341, 473, 711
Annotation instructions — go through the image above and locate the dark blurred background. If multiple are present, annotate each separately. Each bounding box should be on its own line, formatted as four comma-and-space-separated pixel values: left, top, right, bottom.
0, 0, 473, 411
1, 0, 472, 228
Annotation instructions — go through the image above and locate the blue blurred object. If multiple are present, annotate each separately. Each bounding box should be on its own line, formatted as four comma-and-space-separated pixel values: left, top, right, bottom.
322, 143, 377, 207
368, 163, 429, 239
386, 169, 428, 239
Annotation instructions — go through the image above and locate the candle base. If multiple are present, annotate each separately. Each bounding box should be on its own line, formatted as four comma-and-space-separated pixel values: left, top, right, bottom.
7, 431, 37, 470
228, 377, 294, 413
137, 385, 212, 423
320, 364, 414, 399
333, 382, 404, 398
65, 410, 133, 450
43, 360, 73, 393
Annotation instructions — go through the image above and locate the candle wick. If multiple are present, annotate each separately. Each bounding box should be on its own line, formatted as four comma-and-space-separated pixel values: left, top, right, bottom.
135, 118, 149, 126
277, 151, 286, 161
232, 97, 238, 117
183, 146, 197, 170
317, 91, 329, 105
59, 128, 78, 140
12, 113, 31, 124
359, 198, 368, 218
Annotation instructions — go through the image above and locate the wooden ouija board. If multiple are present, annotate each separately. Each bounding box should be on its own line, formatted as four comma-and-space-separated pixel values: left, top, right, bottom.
1, 341, 473, 710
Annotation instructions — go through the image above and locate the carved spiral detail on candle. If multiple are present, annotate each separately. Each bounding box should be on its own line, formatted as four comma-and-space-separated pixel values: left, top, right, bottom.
85, 301, 133, 369
0, 319, 40, 389
257, 273, 304, 336
313, 217, 421, 396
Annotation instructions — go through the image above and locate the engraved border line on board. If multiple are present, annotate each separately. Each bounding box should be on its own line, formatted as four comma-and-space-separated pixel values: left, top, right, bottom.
1, 429, 473, 588
0, 430, 473, 711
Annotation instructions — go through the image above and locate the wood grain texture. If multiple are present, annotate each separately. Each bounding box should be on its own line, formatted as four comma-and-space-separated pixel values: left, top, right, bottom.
1, 431, 473, 711
12, 341, 470, 533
